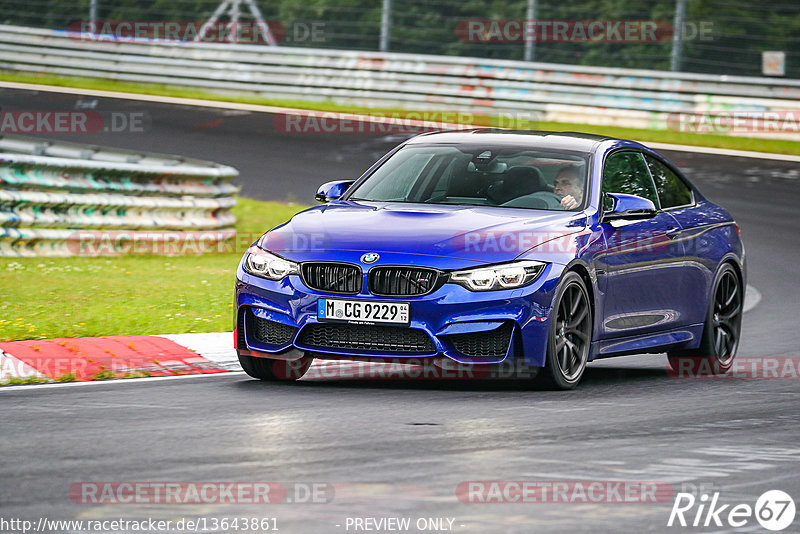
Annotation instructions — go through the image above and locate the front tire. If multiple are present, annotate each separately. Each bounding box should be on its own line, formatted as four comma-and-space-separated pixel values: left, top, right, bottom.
238, 353, 313, 381
668, 263, 742, 375
536, 272, 593, 390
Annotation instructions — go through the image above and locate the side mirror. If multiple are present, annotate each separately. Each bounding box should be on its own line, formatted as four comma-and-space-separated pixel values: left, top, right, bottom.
315, 180, 355, 203
601, 193, 657, 222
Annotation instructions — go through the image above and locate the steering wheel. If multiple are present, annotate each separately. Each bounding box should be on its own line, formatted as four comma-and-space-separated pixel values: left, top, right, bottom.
503, 191, 564, 210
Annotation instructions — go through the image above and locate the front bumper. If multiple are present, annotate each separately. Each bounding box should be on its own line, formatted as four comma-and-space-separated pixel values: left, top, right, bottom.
234, 261, 563, 367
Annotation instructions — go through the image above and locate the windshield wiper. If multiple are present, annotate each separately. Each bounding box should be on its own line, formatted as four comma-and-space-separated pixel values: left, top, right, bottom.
348, 198, 413, 203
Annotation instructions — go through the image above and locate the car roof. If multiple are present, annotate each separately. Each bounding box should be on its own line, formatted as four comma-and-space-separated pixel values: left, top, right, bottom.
403, 128, 623, 153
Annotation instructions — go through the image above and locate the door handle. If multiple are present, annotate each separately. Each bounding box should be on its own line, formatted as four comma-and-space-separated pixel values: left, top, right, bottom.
666, 227, 681, 239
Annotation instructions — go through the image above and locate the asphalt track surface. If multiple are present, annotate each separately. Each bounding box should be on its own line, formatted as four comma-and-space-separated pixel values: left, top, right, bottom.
2, 87, 800, 533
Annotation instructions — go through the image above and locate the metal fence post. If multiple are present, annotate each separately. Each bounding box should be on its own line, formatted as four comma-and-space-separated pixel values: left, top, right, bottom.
524, 0, 536, 62
380, 0, 391, 52
89, 0, 98, 31
670, 0, 687, 72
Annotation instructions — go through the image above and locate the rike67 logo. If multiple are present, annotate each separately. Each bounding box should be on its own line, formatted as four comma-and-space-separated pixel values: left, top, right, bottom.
668, 490, 796, 531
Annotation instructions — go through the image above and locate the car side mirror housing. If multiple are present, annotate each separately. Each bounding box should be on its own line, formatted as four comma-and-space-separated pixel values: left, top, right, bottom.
601, 193, 657, 222
315, 180, 355, 203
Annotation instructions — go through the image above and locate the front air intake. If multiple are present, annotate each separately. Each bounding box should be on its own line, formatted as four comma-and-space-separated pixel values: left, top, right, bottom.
297, 323, 436, 354
448, 323, 513, 358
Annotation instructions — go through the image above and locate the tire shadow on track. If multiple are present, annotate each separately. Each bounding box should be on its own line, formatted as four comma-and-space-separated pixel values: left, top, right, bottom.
230, 363, 670, 393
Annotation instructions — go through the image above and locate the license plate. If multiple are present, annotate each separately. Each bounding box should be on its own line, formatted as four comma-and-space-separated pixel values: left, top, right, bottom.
317, 298, 409, 326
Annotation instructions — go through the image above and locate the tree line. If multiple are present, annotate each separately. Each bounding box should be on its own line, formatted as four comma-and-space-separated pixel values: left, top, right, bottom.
1, 0, 797, 78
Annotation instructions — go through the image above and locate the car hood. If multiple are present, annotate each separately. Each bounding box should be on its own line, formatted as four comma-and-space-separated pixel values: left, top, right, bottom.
259, 201, 586, 266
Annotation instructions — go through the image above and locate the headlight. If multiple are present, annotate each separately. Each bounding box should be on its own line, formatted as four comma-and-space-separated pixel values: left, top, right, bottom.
449, 260, 546, 291
242, 247, 300, 280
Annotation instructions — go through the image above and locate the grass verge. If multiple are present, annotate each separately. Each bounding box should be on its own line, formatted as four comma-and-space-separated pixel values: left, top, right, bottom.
0, 198, 306, 342
2, 71, 800, 155
0, 370, 151, 386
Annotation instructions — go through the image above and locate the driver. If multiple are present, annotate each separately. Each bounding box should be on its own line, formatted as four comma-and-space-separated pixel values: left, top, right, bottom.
554, 167, 584, 210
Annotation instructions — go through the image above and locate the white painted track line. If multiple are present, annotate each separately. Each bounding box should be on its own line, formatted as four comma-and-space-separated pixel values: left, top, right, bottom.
0, 370, 245, 392
159, 332, 240, 370
645, 142, 800, 162
744, 284, 762, 314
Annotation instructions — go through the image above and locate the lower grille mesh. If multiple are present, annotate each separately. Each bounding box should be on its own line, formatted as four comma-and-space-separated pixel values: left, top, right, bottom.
252, 315, 298, 346
298, 323, 435, 354
448, 323, 513, 358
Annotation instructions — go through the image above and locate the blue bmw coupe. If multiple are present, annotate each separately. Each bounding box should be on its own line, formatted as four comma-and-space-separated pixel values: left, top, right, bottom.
235, 130, 745, 389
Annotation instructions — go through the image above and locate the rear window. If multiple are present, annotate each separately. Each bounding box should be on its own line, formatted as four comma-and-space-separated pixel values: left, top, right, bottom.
644, 154, 694, 209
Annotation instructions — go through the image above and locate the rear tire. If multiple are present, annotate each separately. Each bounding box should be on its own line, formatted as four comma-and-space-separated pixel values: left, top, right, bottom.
536, 272, 592, 390
238, 353, 313, 381
668, 263, 742, 375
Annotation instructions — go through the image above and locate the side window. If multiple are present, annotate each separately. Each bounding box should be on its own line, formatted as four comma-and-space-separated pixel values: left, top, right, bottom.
602, 151, 659, 210
644, 154, 693, 209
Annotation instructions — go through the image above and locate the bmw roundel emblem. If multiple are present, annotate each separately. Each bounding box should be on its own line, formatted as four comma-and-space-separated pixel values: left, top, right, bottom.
361, 253, 380, 264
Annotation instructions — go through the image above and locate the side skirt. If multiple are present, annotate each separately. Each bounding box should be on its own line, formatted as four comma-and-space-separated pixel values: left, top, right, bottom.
589, 324, 704, 360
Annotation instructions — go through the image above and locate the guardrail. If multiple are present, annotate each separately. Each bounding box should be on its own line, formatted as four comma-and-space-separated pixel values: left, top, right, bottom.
1, 24, 800, 140
0, 134, 238, 256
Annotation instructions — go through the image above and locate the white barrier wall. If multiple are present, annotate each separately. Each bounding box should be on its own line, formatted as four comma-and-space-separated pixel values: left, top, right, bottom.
1, 24, 799, 139
0, 134, 239, 256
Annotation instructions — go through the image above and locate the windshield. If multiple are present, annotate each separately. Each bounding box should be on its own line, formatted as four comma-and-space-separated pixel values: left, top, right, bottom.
347, 145, 590, 211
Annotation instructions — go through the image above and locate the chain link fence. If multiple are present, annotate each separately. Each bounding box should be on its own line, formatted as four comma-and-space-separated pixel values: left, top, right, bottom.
0, 0, 797, 78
